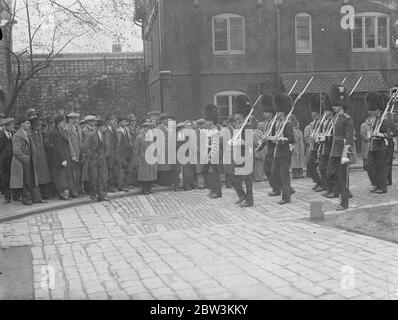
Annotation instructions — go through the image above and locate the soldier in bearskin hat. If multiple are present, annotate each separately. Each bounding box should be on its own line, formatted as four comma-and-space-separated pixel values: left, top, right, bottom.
381, 92, 398, 186
317, 93, 335, 196
201, 104, 222, 198
231, 94, 254, 207
305, 94, 322, 191
325, 84, 354, 210
268, 92, 295, 205
365, 91, 392, 195
256, 94, 275, 189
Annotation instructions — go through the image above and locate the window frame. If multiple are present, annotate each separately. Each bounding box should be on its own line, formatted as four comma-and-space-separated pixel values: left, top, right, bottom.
212, 13, 246, 55
214, 90, 246, 121
351, 12, 390, 52
295, 12, 312, 54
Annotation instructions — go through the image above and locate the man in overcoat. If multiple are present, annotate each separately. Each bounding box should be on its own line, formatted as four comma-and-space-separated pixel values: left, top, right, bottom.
0, 118, 14, 203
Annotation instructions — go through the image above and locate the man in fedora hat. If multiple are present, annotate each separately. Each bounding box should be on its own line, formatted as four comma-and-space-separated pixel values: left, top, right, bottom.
64, 112, 83, 198
0, 117, 15, 203
10, 117, 43, 205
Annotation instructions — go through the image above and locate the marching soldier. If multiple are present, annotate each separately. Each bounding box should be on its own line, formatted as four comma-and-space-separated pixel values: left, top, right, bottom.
318, 95, 335, 196
306, 94, 322, 191
326, 84, 354, 210
269, 93, 295, 205
365, 92, 391, 194
256, 94, 275, 189
64, 112, 83, 198
201, 104, 222, 199
231, 95, 254, 207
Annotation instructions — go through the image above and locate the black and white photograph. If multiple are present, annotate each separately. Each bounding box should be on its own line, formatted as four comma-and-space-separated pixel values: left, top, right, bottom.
1, 0, 398, 305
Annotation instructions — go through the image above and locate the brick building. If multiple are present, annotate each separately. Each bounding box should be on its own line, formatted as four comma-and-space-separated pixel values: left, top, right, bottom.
12, 52, 148, 119
138, 0, 398, 148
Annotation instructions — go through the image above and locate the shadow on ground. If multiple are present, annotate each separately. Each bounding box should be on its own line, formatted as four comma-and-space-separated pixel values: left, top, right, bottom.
0, 246, 34, 300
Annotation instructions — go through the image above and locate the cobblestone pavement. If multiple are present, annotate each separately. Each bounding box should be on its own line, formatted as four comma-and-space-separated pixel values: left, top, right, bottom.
1, 169, 398, 300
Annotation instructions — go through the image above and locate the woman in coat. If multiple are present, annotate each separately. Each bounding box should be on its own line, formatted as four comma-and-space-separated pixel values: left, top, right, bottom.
290, 115, 306, 179
50, 116, 73, 200
133, 121, 158, 194
30, 118, 51, 198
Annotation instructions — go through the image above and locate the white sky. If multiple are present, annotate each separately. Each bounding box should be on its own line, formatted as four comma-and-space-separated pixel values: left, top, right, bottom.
11, 0, 143, 54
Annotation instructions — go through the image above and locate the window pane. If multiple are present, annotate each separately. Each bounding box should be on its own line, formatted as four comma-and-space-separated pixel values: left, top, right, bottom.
364, 16, 376, 48
353, 17, 363, 49
214, 17, 228, 51
378, 17, 388, 48
216, 95, 229, 107
296, 16, 310, 50
230, 18, 244, 50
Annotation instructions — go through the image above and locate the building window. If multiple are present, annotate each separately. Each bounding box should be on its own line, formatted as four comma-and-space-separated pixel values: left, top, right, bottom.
352, 13, 390, 52
214, 90, 246, 123
295, 13, 312, 53
212, 14, 245, 55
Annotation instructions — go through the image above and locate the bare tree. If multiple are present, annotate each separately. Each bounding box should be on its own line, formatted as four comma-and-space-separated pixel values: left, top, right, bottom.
2, 0, 138, 116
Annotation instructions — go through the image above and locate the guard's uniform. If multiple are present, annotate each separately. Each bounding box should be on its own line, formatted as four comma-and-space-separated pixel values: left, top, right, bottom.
386, 113, 397, 185
318, 115, 334, 193
367, 115, 390, 193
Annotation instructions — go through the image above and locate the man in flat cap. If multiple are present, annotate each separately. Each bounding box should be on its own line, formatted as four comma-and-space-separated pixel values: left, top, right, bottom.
103, 114, 118, 193
0, 118, 15, 203
127, 114, 138, 187
116, 116, 134, 192
81, 115, 97, 195
86, 120, 109, 202
64, 112, 83, 198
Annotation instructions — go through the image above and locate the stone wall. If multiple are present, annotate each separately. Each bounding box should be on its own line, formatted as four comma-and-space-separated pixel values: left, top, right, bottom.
12, 52, 148, 119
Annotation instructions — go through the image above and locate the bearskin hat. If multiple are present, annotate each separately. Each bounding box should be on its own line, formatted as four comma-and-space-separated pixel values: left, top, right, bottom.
203, 104, 219, 125
365, 92, 384, 112
233, 94, 251, 117
309, 94, 322, 113
273, 92, 291, 113
328, 84, 349, 110
261, 94, 274, 113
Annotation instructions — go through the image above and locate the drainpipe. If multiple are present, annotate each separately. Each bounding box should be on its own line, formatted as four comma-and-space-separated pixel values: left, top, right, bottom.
275, 0, 283, 91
